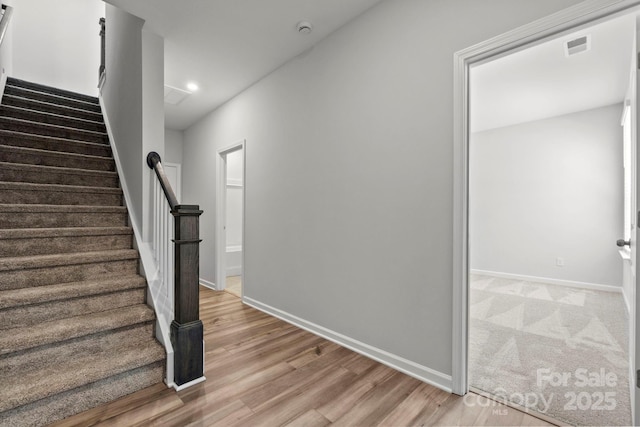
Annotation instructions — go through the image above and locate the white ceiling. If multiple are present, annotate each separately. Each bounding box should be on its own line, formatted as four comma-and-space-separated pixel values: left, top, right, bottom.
470, 14, 635, 133
103, 0, 385, 130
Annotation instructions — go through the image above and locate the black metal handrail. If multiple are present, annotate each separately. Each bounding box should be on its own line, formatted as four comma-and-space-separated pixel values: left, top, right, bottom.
0, 5, 13, 48
98, 18, 105, 81
147, 151, 205, 387
147, 151, 179, 208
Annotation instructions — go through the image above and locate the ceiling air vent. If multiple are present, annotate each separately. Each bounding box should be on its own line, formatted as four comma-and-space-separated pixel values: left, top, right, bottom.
164, 85, 192, 105
565, 35, 591, 57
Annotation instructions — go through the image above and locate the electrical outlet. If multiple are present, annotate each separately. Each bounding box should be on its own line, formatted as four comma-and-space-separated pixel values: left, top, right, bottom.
556, 257, 565, 267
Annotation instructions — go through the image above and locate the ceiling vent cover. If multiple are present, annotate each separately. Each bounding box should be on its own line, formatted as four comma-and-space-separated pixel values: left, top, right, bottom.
164, 85, 192, 105
565, 35, 591, 57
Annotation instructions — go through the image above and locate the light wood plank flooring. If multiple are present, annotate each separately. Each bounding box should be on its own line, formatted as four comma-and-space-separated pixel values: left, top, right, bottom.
54, 287, 555, 426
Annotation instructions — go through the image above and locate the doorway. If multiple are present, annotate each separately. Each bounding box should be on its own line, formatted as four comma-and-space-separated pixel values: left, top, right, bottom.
215, 141, 245, 297
453, 3, 640, 426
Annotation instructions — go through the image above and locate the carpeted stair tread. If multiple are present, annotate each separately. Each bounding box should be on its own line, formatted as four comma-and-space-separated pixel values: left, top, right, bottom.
0, 322, 164, 412
0, 130, 111, 156
0, 181, 122, 206
0, 288, 146, 329
0, 304, 156, 356
0, 226, 133, 256
0, 249, 138, 272
0, 105, 106, 133
7, 78, 100, 105
3, 85, 102, 114
0, 226, 132, 240
0, 181, 121, 195
0, 275, 145, 310
0, 161, 119, 187
0, 78, 165, 424
0, 324, 154, 378
2, 94, 104, 122
0, 117, 108, 144
0, 210, 128, 230
0, 181, 122, 207
0, 144, 114, 171
0, 204, 128, 230
0, 204, 126, 214
0, 290, 144, 328
0, 361, 164, 427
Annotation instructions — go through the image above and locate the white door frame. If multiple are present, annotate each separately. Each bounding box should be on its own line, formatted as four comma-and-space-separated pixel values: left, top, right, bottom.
452, 0, 640, 399
215, 140, 246, 291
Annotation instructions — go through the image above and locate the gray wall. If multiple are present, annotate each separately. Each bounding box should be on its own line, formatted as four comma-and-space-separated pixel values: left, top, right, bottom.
102, 6, 165, 240
141, 28, 164, 241
470, 104, 624, 287
102, 4, 144, 230
165, 129, 184, 164
183, 0, 583, 378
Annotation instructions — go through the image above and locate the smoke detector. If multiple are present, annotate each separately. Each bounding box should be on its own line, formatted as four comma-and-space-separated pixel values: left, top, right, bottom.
297, 21, 313, 35
565, 35, 591, 57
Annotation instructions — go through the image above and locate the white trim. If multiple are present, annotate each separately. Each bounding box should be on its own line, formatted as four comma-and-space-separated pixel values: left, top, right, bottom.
174, 373, 206, 391
471, 269, 623, 293
244, 297, 453, 393
227, 178, 243, 187
453, 0, 640, 398
215, 140, 245, 291
98, 94, 175, 389
200, 278, 217, 291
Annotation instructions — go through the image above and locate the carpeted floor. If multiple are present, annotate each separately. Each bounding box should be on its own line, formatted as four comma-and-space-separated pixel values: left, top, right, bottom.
469, 274, 630, 426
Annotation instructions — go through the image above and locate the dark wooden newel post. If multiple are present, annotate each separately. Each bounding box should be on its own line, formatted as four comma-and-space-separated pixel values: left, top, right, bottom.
171, 204, 204, 386
147, 151, 204, 387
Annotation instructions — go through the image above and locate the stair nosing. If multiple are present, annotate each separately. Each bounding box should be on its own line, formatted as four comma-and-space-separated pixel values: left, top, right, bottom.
0, 130, 111, 151
0, 116, 108, 137
0, 143, 113, 163
0, 181, 122, 194
0, 104, 105, 127
0, 161, 118, 178
6, 82, 100, 107
0, 275, 146, 310
0, 204, 127, 213
3, 94, 104, 118
0, 305, 155, 354
0, 249, 139, 272
0, 226, 133, 239
0, 324, 163, 413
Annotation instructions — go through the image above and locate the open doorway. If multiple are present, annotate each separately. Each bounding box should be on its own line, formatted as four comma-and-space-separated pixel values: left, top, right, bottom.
466, 13, 635, 426
215, 141, 245, 298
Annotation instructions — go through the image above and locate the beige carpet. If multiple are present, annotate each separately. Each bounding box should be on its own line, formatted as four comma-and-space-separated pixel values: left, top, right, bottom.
225, 275, 242, 298
469, 274, 630, 426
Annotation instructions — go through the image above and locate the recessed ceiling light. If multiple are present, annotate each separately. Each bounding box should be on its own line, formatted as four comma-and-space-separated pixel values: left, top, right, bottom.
187, 82, 199, 92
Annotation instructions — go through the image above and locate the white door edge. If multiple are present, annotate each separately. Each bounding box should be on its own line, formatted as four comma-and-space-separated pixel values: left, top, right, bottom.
215, 140, 245, 292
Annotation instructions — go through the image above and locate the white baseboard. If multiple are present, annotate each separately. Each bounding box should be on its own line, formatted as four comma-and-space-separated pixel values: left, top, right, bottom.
200, 278, 217, 291
243, 297, 452, 393
471, 269, 622, 293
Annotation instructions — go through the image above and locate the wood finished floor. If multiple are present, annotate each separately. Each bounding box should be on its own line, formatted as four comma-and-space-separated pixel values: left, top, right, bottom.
54, 287, 555, 427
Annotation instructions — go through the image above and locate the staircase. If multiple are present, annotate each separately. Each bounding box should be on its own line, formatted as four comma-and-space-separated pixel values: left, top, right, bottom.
0, 78, 165, 426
